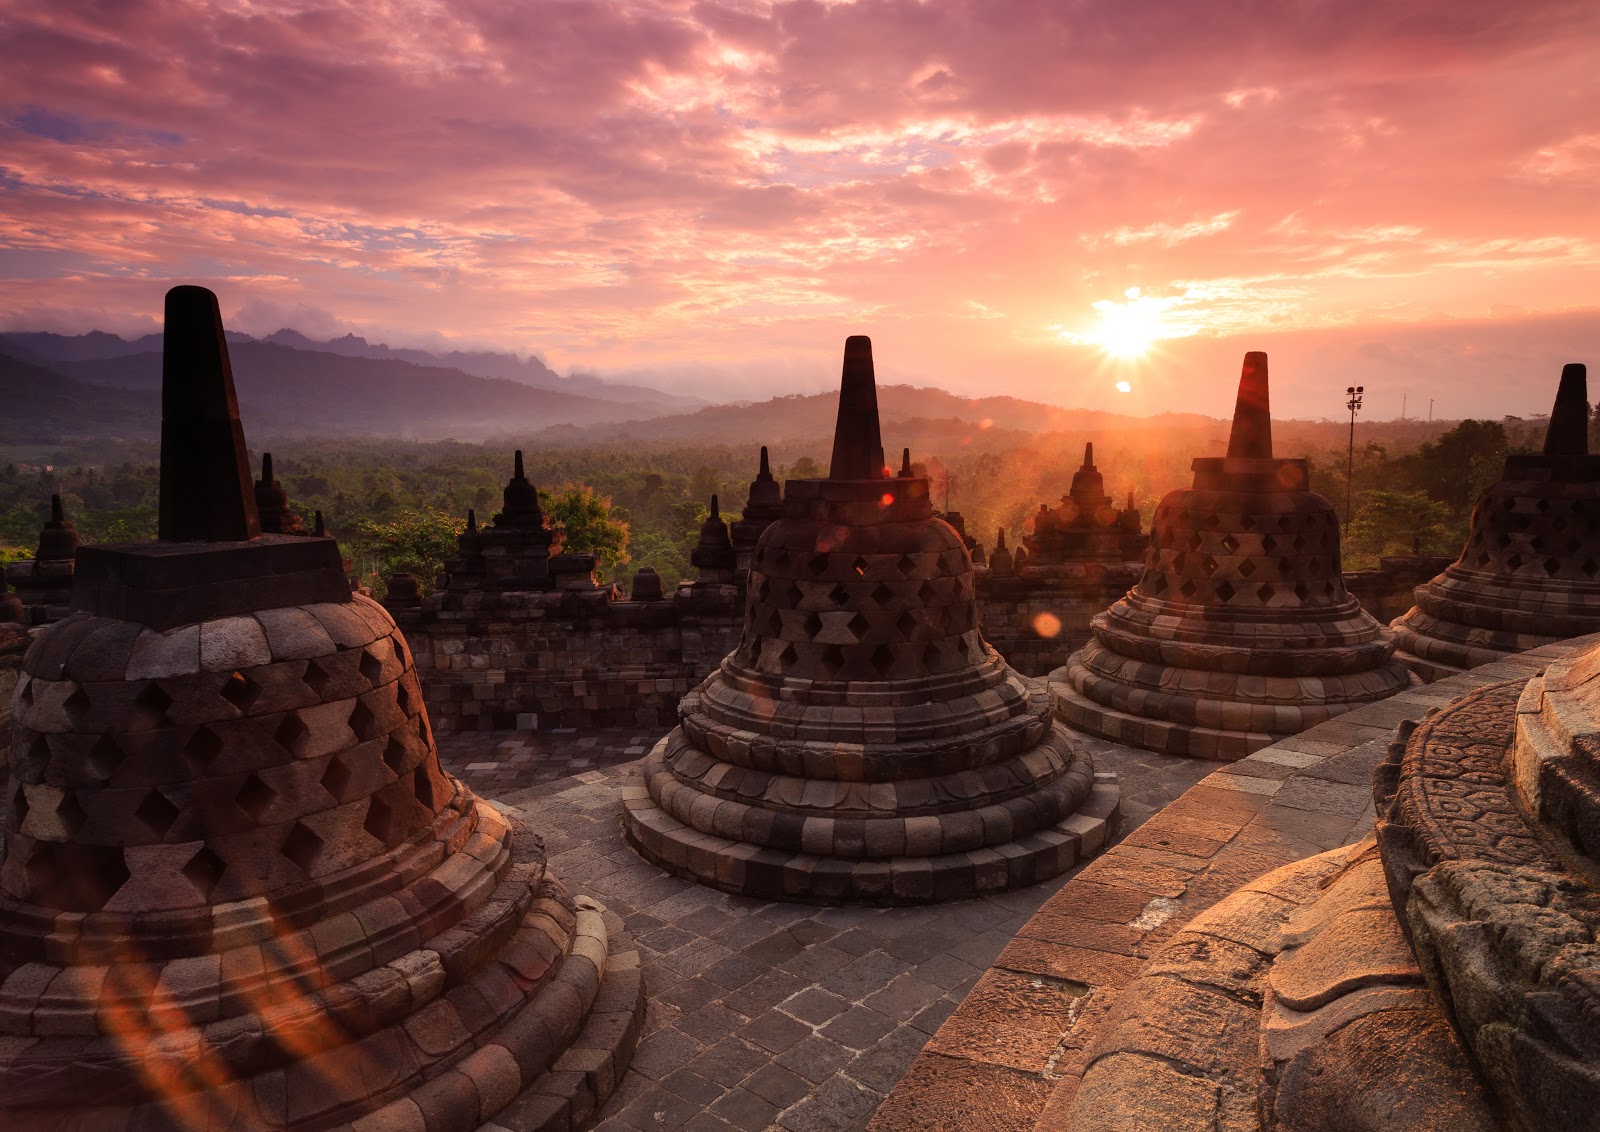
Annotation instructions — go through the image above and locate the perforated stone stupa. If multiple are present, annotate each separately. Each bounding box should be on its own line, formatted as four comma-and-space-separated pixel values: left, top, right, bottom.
1391, 362, 1600, 681
0, 287, 642, 1131
620, 335, 1118, 904
4, 494, 79, 625
1050, 352, 1413, 760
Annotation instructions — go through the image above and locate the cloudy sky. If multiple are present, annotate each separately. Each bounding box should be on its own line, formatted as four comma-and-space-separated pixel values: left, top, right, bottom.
2, 0, 1597, 417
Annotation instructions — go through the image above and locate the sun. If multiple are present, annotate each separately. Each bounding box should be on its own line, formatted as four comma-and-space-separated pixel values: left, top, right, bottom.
1086, 287, 1168, 359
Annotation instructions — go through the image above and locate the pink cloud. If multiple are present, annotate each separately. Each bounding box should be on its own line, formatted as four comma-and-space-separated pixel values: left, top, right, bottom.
0, 0, 1596, 416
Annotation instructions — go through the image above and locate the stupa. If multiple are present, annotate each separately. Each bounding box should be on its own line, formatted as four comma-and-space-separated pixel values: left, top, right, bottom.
1391, 362, 1600, 680
4, 495, 79, 625
0, 287, 642, 1131
1050, 352, 1413, 760
730, 446, 784, 581
620, 336, 1118, 904
253, 452, 305, 534
1023, 443, 1147, 568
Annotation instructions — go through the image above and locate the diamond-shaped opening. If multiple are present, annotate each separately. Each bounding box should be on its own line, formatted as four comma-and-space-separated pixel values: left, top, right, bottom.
12, 783, 29, 831
1291, 534, 1307, 552
847, 612, 871, 641
1220, 534, 1240, 554
24, 843, 128, 914
918, 580, 938, 604
1585, 559, 1599, 578
235, 772, 276, 823
392, 638, 409, 668
1260, 535, 1277, 553
1240, 514, 1257, 531
396, 681, 413, 716
1237, 559, 1257, 579
1215, 580, 1236, 602
275, 712, 309, 756
850, 555, 869, 578
870, 582, 894, 607
1477, 553, 1491, 567
1537, 497, 1551, 512
1178, 580, 1198, 599
1170, 552, 1187, 572
64, 686, 93, 723
1257, 582, 1276, 603
219, 672, 258, 713
53, 791, 87, 836
182, 846, 226, 899
349, 699, 380, 741
359, 649, 384, 686
22, 735, 50, 778
1294, 581, 1311, 601
1186, 532, 1203, 552
870, 644, 896, 677
806, 554, 830, 577
321, 756, 353, 802
1545, 557, 1562, 576
803, 611, 824, 638
135, 789, 179, 839
301, 659, 330, 697
1506, 554, 1524, 571
1200, 555, 1219, 577
363, 794, 396, 845
777, 641, 799, 671
1568, 539, 1583, 554
1308, 557, 1321, 574
756, 576, 771, 603
86, 735, 122, 782
896, 610, 919, 638
18, 678, 33, 708
1531, 536, 1546, 552
414, 764, 440, 810
1203, 513, 1221, 531
819, 644, 846, 678
921, 642, 945, 673
1496, 533, 1512, 549
829, 583, 850, 606
384, 736, 408, 776
1146, 573, 1167, 595
896, 554, 917, 577
183, 727, 222, 771
281, 822, 323, 873
1278, 515, 1295, 531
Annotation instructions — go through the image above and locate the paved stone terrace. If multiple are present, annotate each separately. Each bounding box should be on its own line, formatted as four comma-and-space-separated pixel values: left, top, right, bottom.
869, 636, 1596, 1132
436, 729, 1212, 1131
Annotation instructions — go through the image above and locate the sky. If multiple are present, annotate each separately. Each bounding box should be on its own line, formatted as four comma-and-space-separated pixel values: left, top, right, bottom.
1, 0, 1598, 419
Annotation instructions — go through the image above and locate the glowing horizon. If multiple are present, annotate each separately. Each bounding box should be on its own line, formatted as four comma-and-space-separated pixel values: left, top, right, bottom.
1, 2, 1597, 419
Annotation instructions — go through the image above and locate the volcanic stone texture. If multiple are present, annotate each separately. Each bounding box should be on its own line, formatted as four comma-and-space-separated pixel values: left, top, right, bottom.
0, 595, 643, 1131
1391, 453, 1600, 681
622, 474, 1118, 905
1375, 646, 1600, 1131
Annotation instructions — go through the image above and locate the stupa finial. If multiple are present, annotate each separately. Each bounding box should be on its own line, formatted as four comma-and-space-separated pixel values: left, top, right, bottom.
1226, 351, 1273, 459
1084, 442, 1094, 467
899, 448, 913, 478
828, 335, 885, 480
1544, 363, 1590, 456
157, 285, 261, 541
759, 445, 771, 477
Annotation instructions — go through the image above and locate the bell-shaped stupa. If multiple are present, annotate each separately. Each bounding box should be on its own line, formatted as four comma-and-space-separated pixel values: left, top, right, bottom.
1050, 352, 1413, 760
0, 287, 641, 1130
620, 336, 1118, 904
1391, 363, 1600, 679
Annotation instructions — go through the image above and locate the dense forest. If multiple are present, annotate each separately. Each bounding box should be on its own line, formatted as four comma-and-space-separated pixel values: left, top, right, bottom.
1, 407, 1581, 596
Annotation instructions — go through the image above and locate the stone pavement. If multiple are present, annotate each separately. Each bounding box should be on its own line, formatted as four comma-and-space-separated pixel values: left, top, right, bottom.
870, 636, 1596, 1132
434, 729, 1212, 1131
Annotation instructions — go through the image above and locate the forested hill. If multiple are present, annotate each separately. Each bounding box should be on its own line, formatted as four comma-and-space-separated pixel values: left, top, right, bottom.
5, 343, 691, 440
0, 352, 156, 442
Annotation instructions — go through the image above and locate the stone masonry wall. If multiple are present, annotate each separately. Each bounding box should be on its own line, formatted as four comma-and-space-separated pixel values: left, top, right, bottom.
389, 555, 1445, 733
0, 628, 23, 772
391, 591, 743, 732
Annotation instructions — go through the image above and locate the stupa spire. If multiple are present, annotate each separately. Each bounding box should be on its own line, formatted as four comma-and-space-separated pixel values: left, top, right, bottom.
1544, 363, 1589, 456
1084, 442, 1094, 467
157, 285, 260, 541
1225, 351, 1273, 459
899, 447, 913, 477
759, 445, 771, 477
828, 335, 885, 480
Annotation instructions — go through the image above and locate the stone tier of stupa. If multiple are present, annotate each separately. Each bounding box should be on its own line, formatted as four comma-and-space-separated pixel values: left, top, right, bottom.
621, 336, 1118, 904
1050, 352, 1413, 760
0, 287, 642, 1131
1391, 362, 1600, 680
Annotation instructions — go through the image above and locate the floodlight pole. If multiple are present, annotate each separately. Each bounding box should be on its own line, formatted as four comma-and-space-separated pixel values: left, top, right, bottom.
1345, 385, 1365, 531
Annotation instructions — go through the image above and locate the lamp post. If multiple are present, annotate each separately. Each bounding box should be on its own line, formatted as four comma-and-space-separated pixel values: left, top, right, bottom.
1345, 385, 1364, 531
